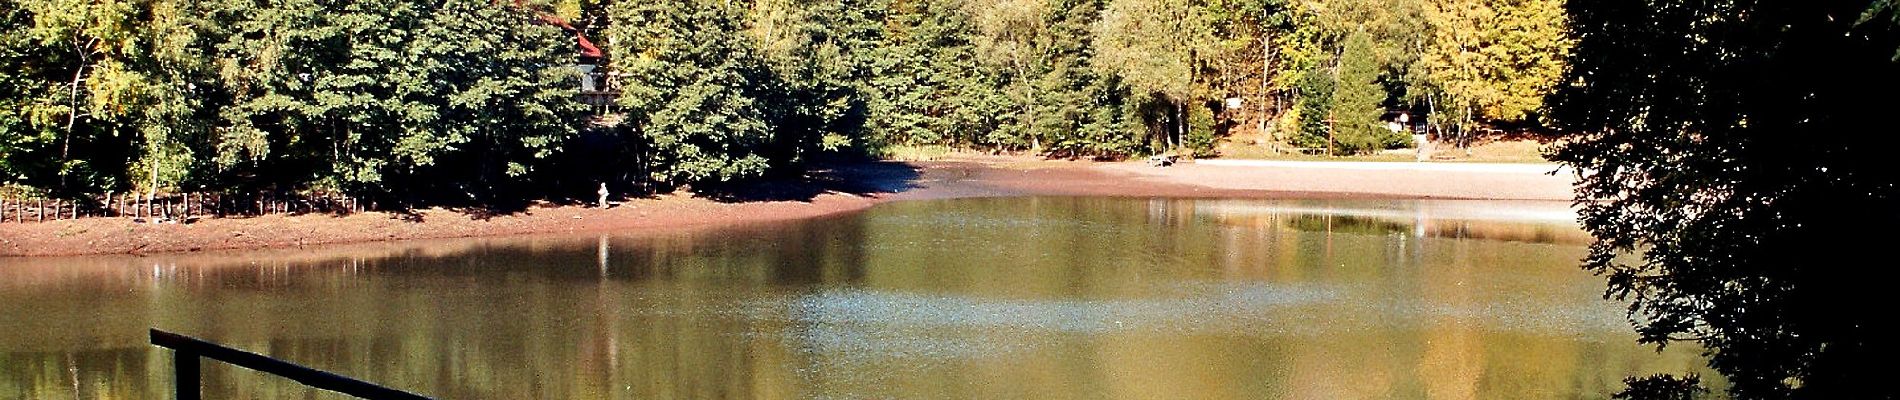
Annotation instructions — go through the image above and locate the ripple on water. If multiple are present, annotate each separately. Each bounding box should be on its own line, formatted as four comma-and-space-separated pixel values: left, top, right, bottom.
759, 283, 1342, 359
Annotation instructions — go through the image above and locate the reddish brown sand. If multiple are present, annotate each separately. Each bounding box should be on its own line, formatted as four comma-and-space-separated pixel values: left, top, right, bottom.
0, 156, 1576, 257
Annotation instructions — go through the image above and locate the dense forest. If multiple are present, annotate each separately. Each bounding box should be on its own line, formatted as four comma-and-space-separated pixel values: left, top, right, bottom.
10, 0, 1900, 398
0, 0, 1570, 201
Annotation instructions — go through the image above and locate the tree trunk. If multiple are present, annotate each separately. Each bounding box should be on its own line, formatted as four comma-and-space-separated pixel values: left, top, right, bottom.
1261, 28, 1275, 145
1175, 99, 1188, 151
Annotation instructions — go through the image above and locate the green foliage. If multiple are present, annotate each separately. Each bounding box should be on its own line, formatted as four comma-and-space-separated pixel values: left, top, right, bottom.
610, 0, 775, 185
754, 0, 884, 163
0, 0, 583, 200
1551, 0, 1900, 397
1291, 65, 1334, 149
203, 0, 582, 198
1182, 102, 1219, 157
1411, 0, 1570, 139
0, 3, 39, 181
1329, 30, 1385, 154
865, 0, 997, 148
0, 0, 206, 194
1, 0, 1588, 200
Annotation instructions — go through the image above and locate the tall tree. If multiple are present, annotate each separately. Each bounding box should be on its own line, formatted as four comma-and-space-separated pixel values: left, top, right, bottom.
1550, 0, 1900, 397
1412, 0, 1570, 144
964, 0, 1052, 149
751, 0, 883, 164
610, 0, 776, 185
2, 0, 192, 194
1276, 0, 1423, 150
1329, 29, 1384, 154
204, 0, 581, 199
1093, 0, 1202, 150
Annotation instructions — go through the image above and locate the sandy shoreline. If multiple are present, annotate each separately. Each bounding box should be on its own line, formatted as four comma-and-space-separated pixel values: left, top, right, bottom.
0, 156, 1577, 257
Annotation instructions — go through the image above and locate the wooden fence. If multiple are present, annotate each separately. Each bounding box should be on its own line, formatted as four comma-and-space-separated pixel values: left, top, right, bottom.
0, 192, 373, 224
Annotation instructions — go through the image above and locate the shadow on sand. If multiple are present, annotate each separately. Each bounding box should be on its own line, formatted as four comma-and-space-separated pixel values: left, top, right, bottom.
692, 161, 924, 203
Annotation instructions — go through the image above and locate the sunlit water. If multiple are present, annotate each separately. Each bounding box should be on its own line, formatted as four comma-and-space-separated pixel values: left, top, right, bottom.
0, 197, 1712, 399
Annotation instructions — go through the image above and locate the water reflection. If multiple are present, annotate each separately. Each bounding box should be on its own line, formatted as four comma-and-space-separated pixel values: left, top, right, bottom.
0, 197, 1711, 399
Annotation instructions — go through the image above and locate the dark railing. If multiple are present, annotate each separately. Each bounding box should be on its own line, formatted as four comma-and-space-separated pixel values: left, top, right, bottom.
150, 329, 433, 400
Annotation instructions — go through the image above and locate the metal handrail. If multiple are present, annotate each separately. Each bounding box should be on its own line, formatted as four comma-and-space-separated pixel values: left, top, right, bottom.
150, 329, 433, 400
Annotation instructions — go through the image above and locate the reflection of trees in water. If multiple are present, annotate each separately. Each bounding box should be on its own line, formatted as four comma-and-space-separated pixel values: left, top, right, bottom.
0, 348, 151, 399
1551, 0, 1900, 397
0, 197, 1705, 398
1211, 204, 1588, 245
0, 213, 878, 398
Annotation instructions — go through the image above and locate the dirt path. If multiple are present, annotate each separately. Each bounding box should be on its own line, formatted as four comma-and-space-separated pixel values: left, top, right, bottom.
0, 156, 1578, 257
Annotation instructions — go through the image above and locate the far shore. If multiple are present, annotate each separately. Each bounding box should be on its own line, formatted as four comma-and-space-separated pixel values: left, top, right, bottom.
0, 155, 1577, 257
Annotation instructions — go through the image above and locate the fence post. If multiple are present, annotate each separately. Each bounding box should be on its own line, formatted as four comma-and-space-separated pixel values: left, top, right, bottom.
175, 350, 201, 400
37, 198, 44, 222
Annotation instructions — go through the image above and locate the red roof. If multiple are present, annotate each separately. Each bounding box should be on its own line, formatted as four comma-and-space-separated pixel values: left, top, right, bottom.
514, 0, 605, 59
538, 14, 605, 59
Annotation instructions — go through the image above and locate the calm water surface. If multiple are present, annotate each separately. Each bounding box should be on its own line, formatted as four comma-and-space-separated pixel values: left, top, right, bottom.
0, 197, 1711, 399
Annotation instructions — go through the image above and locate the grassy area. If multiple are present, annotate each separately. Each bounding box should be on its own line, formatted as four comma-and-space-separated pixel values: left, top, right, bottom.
1210, 137, 1554, 163
873, 144, 957, 161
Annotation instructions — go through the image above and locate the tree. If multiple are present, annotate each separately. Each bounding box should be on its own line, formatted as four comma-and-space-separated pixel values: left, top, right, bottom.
1, 2, 53, 185
1275, 0, 1422, 151
1329, 30, 1384, 154
751, 0, 883, 165
610, 0, 775, 185
1093, 0, 1201, 151
1549, 0, 1900, 397
203, 0, 582, 199
1412, 0, 1570, 145
2, 0, 189, 194
964, 0, 1053, 149
1288, 61, 1334, 148
865, 0, 956, 148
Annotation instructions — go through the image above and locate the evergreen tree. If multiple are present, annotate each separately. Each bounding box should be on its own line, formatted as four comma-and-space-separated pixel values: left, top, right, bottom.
1329, 30, 1384, 154
610, 0, 775, 185
753, 0, 884, 165
204, 0, 581, 199
1290, 62, 1334, 149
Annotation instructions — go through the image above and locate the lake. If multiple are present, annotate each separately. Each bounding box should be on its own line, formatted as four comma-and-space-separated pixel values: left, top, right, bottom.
0, 197, 1711, 399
